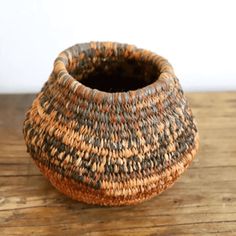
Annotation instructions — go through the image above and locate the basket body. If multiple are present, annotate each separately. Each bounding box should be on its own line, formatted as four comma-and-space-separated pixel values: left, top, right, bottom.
23, 42, 199, 206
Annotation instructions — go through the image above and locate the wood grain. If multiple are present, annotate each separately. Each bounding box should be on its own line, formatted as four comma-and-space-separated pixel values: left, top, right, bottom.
0, 92, 236, 235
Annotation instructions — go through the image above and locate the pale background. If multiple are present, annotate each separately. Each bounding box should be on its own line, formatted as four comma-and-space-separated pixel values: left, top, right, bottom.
0, 0, 235, 93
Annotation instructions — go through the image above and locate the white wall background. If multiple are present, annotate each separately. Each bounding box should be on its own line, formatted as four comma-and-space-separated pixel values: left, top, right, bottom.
0, 0, 236, 93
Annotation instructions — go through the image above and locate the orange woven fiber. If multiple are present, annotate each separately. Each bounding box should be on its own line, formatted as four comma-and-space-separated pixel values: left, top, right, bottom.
23, 42, 199, 206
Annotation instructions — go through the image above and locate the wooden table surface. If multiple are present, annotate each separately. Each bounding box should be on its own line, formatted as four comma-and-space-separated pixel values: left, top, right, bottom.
0, 92, 236, 236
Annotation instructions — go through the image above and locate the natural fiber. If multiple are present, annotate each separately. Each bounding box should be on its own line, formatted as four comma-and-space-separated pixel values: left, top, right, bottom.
23, 42, 199, 206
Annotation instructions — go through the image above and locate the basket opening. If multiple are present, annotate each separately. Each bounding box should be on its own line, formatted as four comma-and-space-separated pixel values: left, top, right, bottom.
70, 56, 160, 93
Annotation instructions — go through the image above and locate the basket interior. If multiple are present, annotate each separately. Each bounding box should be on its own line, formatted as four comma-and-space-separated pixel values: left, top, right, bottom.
70, 56, 160, 93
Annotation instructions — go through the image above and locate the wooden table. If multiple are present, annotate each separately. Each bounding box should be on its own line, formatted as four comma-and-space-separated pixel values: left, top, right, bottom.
0, 92, 236, 235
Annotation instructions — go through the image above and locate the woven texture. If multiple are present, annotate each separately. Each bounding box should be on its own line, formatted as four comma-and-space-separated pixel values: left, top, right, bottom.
23, 42, 199, 206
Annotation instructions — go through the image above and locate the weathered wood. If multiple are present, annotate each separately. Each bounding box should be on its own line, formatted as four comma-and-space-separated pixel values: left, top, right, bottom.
0, 92, 236, 235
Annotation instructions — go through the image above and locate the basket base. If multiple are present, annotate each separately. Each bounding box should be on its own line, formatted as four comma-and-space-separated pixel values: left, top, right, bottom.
34, 136, 199, 206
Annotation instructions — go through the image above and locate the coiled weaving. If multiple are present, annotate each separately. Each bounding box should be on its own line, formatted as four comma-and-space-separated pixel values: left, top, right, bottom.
23, 42, 199, 206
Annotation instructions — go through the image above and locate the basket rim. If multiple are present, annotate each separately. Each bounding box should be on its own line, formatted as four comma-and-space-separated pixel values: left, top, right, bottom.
53, 41, 176, 103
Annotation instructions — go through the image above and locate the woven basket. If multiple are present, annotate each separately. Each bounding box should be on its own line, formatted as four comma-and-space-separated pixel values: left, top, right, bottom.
23, 42, 199, 206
